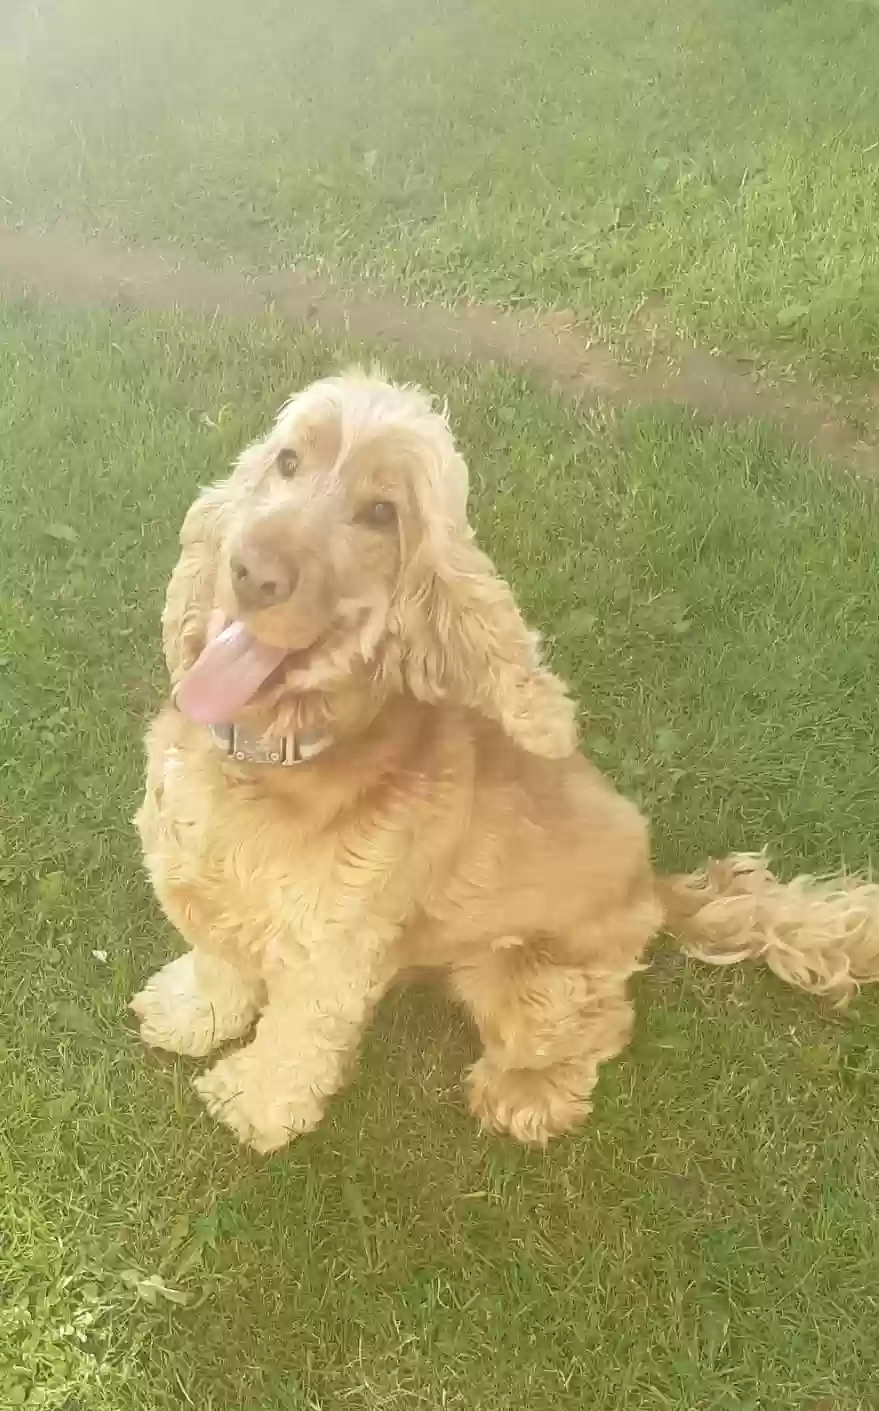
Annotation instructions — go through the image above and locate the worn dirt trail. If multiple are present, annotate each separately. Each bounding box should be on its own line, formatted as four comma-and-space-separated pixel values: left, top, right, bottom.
1, 225, 876, 474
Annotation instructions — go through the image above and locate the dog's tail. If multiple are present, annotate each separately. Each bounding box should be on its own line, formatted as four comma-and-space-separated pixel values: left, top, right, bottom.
659, 852, 879, 1005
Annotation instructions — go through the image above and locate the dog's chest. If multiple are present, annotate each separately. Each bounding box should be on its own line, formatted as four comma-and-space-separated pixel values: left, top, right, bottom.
146, 739, 407, 958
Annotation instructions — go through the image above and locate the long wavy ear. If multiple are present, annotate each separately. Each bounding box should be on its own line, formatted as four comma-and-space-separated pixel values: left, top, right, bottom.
392, 528, 578, 758
161, 437, 271, 682
161, 484, 232, 683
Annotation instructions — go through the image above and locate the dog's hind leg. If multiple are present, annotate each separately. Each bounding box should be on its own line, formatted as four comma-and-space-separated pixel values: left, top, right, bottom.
450, 943, 642, 1145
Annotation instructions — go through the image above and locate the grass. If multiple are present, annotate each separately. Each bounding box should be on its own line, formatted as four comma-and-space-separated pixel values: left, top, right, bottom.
3, 0, 879, 379
2, 301, 879, 1410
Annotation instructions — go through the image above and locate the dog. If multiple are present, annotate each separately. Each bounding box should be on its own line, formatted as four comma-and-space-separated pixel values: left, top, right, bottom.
131, 371, 879, 1152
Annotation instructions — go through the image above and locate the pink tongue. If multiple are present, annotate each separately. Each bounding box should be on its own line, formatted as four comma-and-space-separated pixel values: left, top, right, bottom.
174, 621, 288, 726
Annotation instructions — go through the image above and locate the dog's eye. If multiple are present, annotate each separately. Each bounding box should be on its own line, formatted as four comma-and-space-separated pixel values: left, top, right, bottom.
356, 500, 397, 529
276, 448, 299, 479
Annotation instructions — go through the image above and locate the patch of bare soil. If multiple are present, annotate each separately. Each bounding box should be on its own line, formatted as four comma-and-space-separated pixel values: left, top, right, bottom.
2, 225, 876, 474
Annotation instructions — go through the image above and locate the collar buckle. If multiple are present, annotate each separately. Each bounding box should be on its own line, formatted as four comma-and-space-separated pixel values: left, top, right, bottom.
211, 723, 315, 767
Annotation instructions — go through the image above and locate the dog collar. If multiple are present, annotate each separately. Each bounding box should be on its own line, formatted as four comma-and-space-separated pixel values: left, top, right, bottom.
208, 722, 333, 767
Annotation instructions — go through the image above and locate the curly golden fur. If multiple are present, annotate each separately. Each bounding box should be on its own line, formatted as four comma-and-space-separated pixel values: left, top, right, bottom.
132, 371, 879, 1153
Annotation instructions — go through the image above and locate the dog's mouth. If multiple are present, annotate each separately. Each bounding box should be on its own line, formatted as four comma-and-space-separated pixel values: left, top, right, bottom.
173, 593, 379, 726
174, 617, 294, 726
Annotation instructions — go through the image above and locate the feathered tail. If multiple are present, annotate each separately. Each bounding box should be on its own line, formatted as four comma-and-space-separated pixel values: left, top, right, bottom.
661, 852, 879, 1006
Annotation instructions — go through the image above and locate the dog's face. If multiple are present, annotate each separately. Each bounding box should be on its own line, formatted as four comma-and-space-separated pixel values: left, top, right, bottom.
218, 373, 469, 664
166, 372, 577, 758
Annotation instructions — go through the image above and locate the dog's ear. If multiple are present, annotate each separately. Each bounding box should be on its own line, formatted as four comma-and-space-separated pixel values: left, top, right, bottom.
161, 484, 233, 683
162, 438, 271, 682
392, 528, 578, 758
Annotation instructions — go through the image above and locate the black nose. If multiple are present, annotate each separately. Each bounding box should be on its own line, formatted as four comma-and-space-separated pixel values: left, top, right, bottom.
230, 548, 297, 611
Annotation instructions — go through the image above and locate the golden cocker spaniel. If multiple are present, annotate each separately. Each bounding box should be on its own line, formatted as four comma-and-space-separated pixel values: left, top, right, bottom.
132, 372, 879, 1152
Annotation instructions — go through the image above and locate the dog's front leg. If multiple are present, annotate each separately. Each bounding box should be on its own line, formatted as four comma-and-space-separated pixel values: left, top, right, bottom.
193, 927, 395, 1153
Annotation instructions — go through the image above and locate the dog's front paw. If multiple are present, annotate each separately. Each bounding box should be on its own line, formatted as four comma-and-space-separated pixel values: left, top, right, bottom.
193, 1052, 323, 1154
130, 952, 257, 1058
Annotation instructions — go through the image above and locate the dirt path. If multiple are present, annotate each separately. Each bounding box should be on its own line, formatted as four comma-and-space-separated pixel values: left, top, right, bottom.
2, 224, 876, 474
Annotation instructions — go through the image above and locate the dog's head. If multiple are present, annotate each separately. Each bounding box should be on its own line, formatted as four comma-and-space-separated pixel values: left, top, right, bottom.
165, 371, 577, 757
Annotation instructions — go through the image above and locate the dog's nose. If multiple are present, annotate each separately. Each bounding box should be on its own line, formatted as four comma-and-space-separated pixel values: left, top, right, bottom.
230, 547, 297, 611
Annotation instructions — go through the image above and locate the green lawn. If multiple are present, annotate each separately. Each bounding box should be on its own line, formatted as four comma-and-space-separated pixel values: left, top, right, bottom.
3, 1, 879, 1407
2, 304, 879, 1410
2, 0, 879, 379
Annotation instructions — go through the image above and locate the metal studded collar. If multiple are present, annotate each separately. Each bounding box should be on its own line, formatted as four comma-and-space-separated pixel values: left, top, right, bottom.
208, 722, 333, 767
